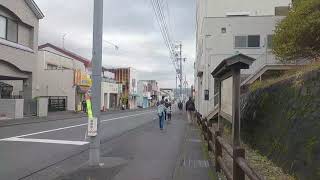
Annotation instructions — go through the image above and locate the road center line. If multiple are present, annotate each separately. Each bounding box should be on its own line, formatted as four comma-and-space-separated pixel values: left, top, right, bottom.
0, 111, 155, 141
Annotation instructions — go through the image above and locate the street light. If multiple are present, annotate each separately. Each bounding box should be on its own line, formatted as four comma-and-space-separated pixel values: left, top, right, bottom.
103, 40, 119, 51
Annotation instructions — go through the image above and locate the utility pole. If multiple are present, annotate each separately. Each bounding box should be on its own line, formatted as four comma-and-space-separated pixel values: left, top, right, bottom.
179, 43, 182, 101
89, 0, 103, 166
175, 73, 178, 99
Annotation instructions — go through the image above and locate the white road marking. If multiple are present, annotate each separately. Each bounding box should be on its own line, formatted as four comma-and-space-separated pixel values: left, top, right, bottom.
0, 111, 155, 141
3, 137, 89, 145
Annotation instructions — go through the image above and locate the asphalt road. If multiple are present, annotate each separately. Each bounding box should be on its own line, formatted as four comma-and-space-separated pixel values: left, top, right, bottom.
0, 109, 158, 180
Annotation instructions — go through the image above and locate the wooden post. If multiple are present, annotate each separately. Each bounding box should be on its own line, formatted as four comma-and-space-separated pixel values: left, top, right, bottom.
233, 147, 245, 180
232, 68, 241, 147
203, 118, 207, 141
215, 130, 222, 172
217, 79, 223, 133
207, 120, 212, 152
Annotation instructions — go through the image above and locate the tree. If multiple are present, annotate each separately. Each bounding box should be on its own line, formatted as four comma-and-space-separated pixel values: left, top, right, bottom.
273, 0, 320, 61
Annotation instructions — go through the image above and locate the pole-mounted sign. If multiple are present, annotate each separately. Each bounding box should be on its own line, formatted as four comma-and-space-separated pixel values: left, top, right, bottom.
88, 117, 98, 137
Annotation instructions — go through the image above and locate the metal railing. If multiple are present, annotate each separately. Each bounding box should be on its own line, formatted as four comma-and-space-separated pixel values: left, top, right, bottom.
196, 113, 263, 180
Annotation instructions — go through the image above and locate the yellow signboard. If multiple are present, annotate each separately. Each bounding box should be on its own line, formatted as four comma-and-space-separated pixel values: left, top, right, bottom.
74, 70, 92, 87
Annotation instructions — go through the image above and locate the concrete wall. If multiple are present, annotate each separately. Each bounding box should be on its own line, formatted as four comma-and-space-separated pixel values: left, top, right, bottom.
0, 99, 24, 119
34, 70, 75, 111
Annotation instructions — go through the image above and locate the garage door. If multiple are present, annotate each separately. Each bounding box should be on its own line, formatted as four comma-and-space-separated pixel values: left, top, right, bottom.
48, 96, 67, 112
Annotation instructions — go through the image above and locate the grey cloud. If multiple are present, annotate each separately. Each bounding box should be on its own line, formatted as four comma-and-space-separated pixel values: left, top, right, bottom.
35, 0, 195, 88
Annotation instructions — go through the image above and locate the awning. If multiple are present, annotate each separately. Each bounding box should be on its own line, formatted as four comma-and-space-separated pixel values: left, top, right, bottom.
77, 86, 90, 94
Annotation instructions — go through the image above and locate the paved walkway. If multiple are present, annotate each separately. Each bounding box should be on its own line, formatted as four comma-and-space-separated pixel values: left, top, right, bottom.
173, 114, 216, 180
51, 111, 215, 180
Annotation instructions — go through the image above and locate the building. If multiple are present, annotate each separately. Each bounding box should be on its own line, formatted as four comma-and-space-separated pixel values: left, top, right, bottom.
137, 80, 159, 108
160, 88, 174, 101
0, 0, 44, 117
100, 68, 120, 110
104, 67, 138, 109
195, 0, 293, 118
36, 43, 91, 112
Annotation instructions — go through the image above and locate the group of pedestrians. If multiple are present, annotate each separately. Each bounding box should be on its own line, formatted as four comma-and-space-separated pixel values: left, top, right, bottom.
157, 96, 172, 130
157, 96, 195, 131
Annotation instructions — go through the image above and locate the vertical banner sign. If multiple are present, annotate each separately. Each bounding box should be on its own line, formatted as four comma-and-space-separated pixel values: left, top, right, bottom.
88, 117, 97, 137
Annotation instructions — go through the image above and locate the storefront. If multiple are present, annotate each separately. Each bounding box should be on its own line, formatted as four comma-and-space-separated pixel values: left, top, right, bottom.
101, 81, 119, 110
74, 70, 91, 112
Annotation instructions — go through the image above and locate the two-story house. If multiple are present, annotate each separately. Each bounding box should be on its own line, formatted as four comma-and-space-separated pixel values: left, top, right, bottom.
0, 0, 44, 116
195, 0, 293, 118
36, 43, 91, 112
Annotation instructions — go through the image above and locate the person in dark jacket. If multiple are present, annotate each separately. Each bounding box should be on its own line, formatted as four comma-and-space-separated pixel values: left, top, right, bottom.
185, 97, 195, 124
82, 100, 87, 113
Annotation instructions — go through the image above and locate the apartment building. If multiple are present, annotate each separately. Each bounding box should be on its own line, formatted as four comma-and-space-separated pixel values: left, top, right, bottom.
195, 0, 292, 118
0, 0, 44, 117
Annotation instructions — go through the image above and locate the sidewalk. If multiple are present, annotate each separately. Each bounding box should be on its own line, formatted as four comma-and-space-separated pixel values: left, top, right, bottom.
47, 111, 216, 180
173, 113, 216, 180
0, 108, 153, 127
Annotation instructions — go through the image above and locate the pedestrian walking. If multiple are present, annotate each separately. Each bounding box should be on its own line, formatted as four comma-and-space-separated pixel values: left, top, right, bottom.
178, 101, 183, 111
185, 97, 195, 124
82, 100, 87, 113
157, 100, 165, 130
167, 103, 172, 121
164, 99, 170, 121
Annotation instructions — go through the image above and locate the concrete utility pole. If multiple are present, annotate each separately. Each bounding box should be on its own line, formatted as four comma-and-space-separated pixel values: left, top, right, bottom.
179, 43, 182, 101
89, 0, 103, 166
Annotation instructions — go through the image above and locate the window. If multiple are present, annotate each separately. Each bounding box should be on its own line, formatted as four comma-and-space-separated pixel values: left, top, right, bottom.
0, 15, 18, 43
7, 19, 18, 42
275, 6, 290, 16
248, 35, 260, 47
235, 36, 247, 48
47, 64, 58, 70
221, 27, 226, 33
267, 35, 273, 49
235, 35, 260, 48
204, 90, 209, 100
0, 16, 6, 39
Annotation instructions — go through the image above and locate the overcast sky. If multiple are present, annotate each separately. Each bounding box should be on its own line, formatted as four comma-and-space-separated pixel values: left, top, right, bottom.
34, 0, 196, 88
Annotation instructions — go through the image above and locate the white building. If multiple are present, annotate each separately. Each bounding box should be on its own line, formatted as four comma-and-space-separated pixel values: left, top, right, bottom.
36, 43, 90, 111
195, 0, 292, 118
101, 69, 119, 110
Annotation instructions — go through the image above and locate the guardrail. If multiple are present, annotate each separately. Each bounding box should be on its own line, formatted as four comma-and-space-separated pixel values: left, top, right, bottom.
196, 113, 262, 180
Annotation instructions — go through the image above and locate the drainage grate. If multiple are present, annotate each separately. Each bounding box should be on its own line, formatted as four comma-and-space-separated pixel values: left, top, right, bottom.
180, 159, 210, 168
